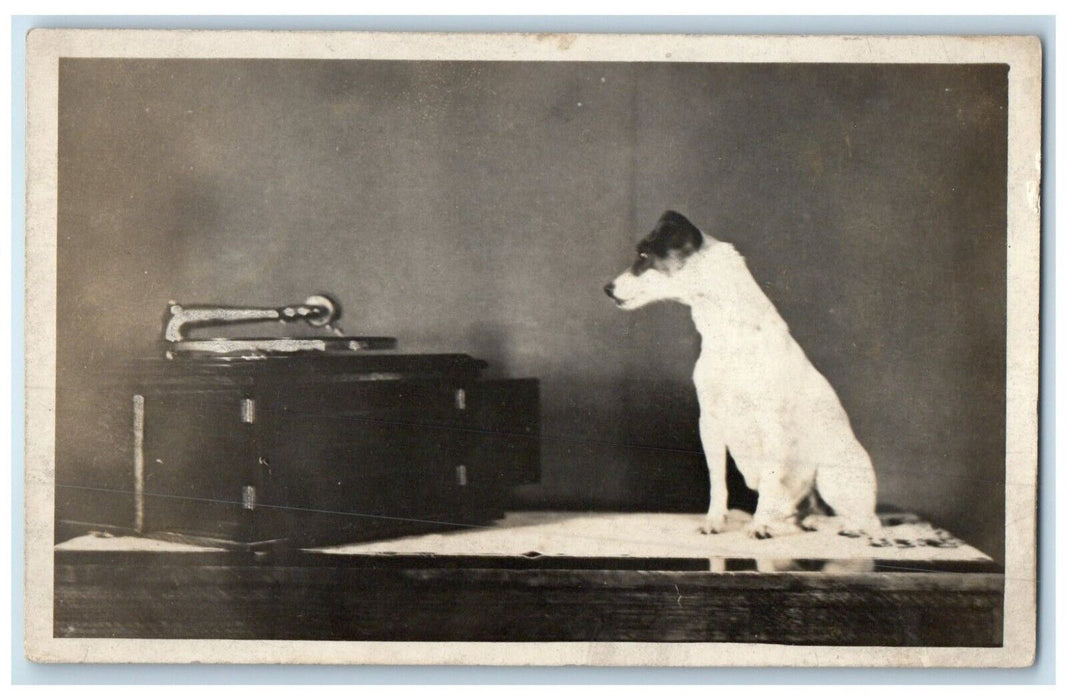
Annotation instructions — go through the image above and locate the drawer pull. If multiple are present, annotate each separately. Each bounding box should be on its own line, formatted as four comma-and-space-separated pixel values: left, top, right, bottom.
242, 485, 256, 510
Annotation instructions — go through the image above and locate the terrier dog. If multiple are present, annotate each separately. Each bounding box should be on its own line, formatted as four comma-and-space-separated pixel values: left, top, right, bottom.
605, 211, 880, 539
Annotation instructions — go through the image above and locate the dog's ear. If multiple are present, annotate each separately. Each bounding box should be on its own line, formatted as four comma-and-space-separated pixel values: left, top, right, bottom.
653, 210, 704, 252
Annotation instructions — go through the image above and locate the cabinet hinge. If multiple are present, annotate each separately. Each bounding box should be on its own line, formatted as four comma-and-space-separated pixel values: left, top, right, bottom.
240, 398, 256, 424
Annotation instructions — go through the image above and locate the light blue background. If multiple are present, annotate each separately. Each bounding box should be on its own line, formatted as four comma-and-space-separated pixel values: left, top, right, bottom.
10, 14, 1055, 685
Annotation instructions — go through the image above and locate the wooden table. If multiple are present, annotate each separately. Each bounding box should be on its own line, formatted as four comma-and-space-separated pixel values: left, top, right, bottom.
54, 512, 1003, 646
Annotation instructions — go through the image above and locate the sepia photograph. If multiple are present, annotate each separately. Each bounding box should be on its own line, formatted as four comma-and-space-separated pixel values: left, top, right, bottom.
23, 30, 1041, 666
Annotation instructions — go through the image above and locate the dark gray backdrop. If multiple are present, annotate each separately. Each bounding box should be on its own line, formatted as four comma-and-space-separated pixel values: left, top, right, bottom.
56, 59, 1007, 561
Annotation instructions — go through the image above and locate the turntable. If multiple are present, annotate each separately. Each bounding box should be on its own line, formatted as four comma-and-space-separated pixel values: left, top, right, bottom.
64, 295, 540, 549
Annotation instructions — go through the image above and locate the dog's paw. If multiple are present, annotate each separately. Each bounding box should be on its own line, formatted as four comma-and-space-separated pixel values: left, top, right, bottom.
745, 523, 774, 540
838, 519, 883, 540
838, 527, 884, 539
699, 514, 728, 535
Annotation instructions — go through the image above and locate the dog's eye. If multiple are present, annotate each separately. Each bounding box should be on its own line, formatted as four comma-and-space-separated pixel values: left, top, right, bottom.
631, 251, 653, 275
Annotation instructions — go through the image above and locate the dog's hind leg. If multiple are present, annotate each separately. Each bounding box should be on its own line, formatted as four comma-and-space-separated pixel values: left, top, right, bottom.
744, 473, 804, 539
698, 416, 729, 535
815, 450, 881, 537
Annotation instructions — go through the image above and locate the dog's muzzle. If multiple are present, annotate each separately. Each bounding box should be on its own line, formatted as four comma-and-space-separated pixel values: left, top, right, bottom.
603, 282, 617, 300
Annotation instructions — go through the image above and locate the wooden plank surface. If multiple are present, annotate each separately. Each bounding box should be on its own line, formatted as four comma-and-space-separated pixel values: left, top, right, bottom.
54, 548, 1004, 646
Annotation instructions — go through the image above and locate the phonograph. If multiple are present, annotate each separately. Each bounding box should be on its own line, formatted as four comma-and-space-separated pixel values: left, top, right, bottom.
161, 294, 396, 358
60, 294, 540, 549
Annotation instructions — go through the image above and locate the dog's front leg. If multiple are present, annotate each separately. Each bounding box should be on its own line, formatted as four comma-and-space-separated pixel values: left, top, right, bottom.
698, 417, 728, 535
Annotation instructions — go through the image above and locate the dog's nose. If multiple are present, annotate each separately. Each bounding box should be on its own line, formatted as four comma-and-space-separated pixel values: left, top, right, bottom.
603, 283, 616, 299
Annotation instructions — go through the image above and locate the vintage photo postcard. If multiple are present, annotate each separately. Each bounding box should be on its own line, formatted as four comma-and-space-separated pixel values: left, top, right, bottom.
24, 30, 1041, 666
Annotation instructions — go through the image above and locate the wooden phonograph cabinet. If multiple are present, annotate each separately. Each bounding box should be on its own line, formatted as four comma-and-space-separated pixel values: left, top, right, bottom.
57, 296, 540, 548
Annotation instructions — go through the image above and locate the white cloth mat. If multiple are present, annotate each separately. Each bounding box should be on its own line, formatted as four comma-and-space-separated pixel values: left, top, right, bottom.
57, 511, 992, 561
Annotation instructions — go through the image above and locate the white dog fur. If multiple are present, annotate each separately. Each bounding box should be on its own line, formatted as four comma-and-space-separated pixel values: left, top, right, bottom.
606, 211, 881, 539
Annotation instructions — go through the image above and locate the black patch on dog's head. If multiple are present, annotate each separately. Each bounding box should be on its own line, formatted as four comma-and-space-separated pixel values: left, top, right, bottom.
631, 211, 704, 275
